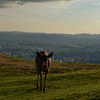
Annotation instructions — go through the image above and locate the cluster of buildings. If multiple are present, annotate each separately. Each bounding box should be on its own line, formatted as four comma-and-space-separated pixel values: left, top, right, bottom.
0, 40, 100, 64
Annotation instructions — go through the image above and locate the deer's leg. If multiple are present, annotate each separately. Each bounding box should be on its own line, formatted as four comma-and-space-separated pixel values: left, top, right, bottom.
37, 71, 39, 89
43, 71, 48, 93
40, 72, 42, 91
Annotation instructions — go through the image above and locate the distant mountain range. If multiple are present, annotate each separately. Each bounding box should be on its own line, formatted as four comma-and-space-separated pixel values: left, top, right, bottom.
0, 31, 100, 45
1, 31, 100, 63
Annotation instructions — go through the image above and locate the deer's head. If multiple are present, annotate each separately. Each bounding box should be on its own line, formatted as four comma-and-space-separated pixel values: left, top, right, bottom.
36, 52, 53, 67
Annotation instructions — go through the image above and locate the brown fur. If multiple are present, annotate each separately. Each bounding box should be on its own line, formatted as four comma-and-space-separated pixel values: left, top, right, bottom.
35, 51, 53, 92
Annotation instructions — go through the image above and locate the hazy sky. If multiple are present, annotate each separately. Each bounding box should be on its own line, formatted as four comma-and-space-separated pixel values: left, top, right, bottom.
0, 0, 100, 34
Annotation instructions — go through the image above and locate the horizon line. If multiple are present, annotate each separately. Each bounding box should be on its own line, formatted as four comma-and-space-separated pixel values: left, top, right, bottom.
0, 31, 100, 35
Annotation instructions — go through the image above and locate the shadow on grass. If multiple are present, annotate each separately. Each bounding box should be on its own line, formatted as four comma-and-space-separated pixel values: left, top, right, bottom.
26, 88, 38, 93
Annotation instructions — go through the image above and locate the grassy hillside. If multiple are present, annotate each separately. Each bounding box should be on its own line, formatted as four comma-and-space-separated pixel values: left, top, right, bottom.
0, 54, 100, 100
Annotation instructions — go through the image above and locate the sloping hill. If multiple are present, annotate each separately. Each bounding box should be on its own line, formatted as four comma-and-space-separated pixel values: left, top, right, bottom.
1, 54, 100, 100
0, 54, 36, 76
0, 54, 100, 76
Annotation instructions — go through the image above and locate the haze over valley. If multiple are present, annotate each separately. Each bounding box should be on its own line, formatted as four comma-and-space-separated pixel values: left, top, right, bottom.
0, 31, 100, 64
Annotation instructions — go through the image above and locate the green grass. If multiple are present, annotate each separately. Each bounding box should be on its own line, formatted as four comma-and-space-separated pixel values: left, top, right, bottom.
52, 62, 100, 66
0, 54, 25, 62
1, 54, 100, 100
0, 64, 37, 77
1, 69, 100, 100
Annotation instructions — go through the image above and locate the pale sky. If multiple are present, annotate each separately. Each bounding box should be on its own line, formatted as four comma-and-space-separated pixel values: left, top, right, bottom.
0, 0, 100, 34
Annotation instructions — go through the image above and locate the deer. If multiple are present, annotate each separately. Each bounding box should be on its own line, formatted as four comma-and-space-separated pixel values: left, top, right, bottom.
35, 51, 53, 92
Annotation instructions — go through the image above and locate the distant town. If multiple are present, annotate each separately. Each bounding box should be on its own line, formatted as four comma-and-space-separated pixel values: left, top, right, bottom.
0, 31, 100, 64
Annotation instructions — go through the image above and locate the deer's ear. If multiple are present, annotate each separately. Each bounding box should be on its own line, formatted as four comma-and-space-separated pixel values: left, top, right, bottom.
36, 52, 42, 57
48, 52, 54, 58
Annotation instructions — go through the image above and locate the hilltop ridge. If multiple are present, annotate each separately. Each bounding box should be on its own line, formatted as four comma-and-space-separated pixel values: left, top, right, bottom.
0, 54, 100, 77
